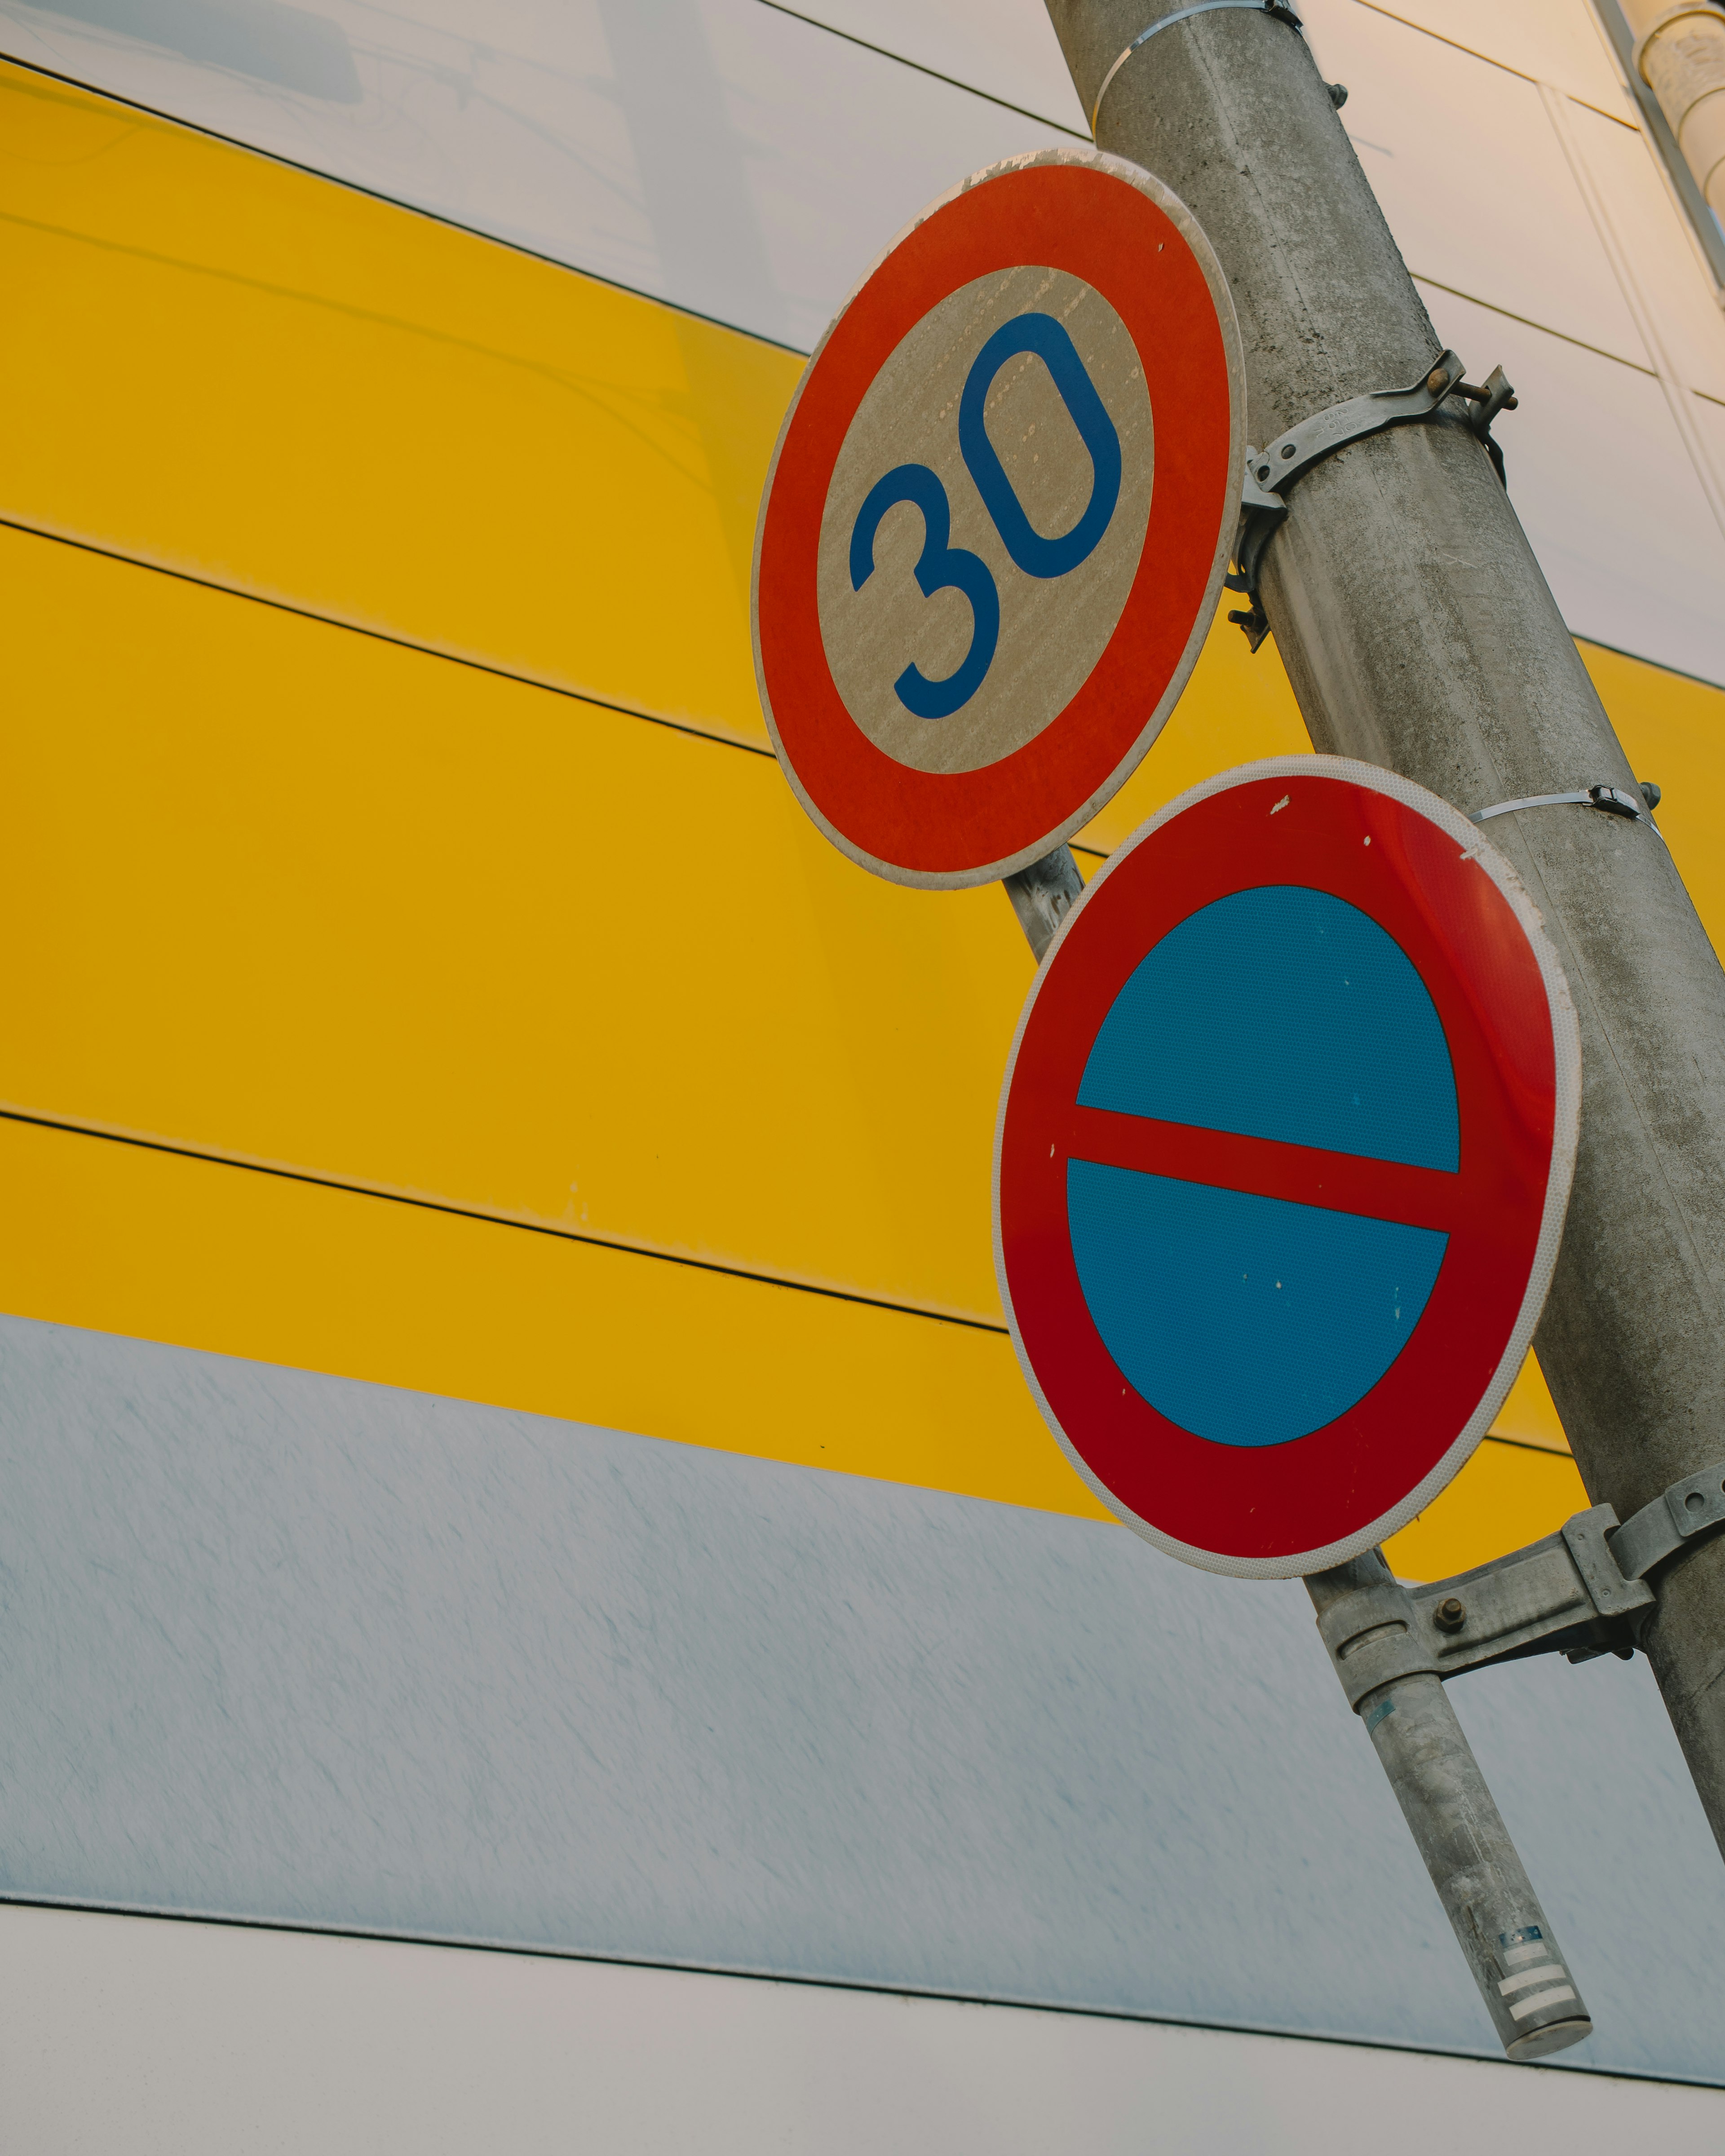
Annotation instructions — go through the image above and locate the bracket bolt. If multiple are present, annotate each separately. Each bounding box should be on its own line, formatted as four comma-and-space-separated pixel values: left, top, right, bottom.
1434, 1595, 1468, 1633
1425, 367, 1450, 397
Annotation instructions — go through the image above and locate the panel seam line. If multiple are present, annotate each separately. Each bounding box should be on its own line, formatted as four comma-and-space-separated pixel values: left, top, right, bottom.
1538, 80, 1725, 539
0, 519, 1133, 831
752, 1, 1090, 139
0, 517, 780, 760
0, 1107, 1565, 1446
0, 1107, 1010, 1335
1349, 0, 1639, 127
0, 56, 814, 353
0, 1893, 1688, 2080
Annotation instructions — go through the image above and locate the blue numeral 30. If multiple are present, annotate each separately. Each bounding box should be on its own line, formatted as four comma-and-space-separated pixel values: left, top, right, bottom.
848, 310, 1123, 720
849, 464, 1001, 720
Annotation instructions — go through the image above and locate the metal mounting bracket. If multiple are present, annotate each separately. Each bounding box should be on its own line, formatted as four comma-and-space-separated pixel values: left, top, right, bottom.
1316, 1458, 1725, 1710
1225, 352, 1516, 651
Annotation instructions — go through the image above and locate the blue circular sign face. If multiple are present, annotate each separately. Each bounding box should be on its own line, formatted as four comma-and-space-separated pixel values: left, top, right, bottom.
1068, 884, 1458, 1450
994, 759, 1581, 1579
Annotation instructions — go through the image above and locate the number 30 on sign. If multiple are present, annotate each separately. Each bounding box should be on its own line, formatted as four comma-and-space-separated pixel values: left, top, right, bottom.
752, 146, 1245, 888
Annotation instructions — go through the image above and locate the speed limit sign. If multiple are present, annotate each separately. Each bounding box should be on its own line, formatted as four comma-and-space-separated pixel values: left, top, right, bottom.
752, 146, 1244, 887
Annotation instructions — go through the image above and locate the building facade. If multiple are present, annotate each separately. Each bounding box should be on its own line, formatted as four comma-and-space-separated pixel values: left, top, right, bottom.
3, 0, 1725, 2143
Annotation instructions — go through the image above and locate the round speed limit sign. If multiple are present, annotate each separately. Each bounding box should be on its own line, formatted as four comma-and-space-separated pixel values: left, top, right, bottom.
752, 146, 1244, 888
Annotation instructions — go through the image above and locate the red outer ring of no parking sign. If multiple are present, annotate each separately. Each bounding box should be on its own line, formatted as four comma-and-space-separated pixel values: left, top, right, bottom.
993, 760, 1579, 1578
752, 152, 1240, 888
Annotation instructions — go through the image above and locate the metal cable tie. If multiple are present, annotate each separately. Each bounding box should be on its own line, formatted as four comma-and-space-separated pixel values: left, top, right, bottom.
1091, 0, 1304, 133
1472, 786, 1666, 842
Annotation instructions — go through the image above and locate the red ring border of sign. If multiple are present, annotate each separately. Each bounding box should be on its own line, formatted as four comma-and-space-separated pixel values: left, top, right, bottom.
752, 148, 1245, 888
992, 757, 1582, 1579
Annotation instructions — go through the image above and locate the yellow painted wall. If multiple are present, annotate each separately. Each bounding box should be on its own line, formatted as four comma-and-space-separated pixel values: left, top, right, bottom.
0, 63, 791, 748
0, 525, 1026, 1326
0, 1113, 1104, 1520
3, 59, 1714, 1582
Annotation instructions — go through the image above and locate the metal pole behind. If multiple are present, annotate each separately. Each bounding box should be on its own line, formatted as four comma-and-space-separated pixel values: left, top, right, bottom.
1040, 0, 1725, 1853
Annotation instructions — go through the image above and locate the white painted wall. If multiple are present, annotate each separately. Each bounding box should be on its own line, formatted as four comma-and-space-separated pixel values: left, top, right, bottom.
1300, 0, 1725, 680
3, 1902, 1720, 2155
0, 0, 1073, 350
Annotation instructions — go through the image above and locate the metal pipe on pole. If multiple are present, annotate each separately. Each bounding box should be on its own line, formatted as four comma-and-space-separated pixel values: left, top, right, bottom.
1004, 845, 1085, 960
1620, 0, 1725, 221
1039, 1, 1725, 1850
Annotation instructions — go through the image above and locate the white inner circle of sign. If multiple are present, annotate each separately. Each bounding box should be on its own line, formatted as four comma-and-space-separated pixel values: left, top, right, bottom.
817, 267, 1154, 777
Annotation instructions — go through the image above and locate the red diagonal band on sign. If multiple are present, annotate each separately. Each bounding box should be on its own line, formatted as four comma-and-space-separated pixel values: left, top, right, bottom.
1065, 1106, 1459, 1232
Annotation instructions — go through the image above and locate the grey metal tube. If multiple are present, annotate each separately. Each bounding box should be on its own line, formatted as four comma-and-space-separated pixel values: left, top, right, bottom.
1307, 1557, 1592, 2060
1004, 845, 1085, 961
1621, 1, 1725, 220
1043, 0, 1725, 1856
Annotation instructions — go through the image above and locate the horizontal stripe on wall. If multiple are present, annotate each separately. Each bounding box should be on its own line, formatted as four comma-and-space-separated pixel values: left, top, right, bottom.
18, 59, 1725, 1569
0, 511, 1585, 1557
0, 1112, 1585, 1576
0, 62, 795, 749
6, 1904, 1722, 2149
0, 517, 1320, 1327
0, 3, 1080, 353
0, 520, 1034, 1326
0, 1313, 1712, 2082
0, 1112, 1099, 1517
9, 1, 1725, 686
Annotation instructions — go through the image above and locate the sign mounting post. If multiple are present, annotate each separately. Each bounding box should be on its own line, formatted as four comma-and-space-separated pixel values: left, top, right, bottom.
995, 756, 1593, 2056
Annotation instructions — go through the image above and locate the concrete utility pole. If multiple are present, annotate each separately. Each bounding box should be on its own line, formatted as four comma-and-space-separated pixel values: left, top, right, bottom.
1041, 1, 1725, 1850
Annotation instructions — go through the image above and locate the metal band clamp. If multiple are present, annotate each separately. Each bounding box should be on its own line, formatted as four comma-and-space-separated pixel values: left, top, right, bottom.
1609, 1458, 1725, 1583
1473, 784, 1666, 843
1226, 352, 1516, 651
1315, 1458, 1725, 1714
1090, 0, 1304, 133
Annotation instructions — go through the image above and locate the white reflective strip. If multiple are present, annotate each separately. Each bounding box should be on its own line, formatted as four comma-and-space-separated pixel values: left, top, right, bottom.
1504, 1942, 1550, 1967
1473, 792, 1590, 822
1510, 1984, 1579, 2020
1500, 1962, 1566, 1995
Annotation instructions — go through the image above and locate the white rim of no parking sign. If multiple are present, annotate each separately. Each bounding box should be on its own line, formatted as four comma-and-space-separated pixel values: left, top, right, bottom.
991, 755, 1582, 1578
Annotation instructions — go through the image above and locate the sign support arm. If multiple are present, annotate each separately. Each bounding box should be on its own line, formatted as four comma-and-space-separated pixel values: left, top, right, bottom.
1307, 1556, 1593, 2061
1305, 1468, 1725, 2054
1003, 846, 1085, 961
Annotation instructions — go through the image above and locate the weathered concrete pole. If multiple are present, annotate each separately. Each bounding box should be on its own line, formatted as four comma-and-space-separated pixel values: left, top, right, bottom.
1041, 0, 1725, 1847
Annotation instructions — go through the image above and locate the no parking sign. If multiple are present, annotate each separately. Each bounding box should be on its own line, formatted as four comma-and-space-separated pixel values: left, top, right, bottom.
994, 760, 1581, 1577
752, 147, 1243, 886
